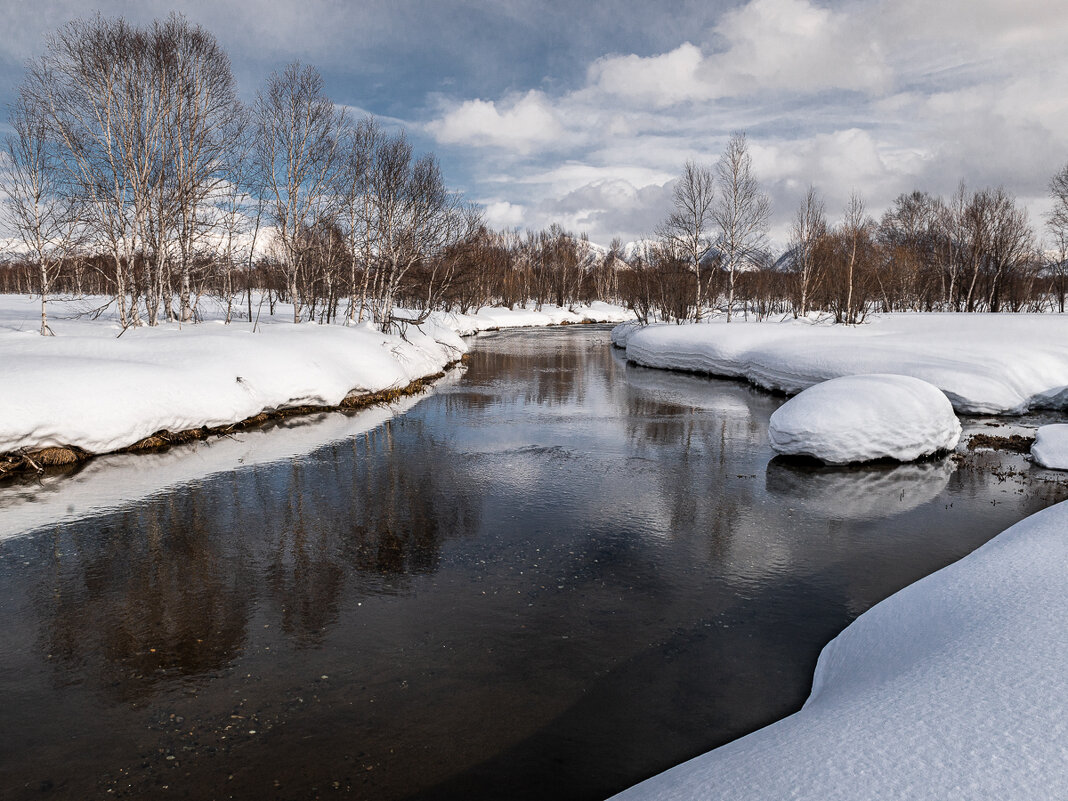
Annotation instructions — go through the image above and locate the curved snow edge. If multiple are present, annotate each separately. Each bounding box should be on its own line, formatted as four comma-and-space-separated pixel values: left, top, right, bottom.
1, 303, 635, 464
615, 316, 1068, 415
610, 498, 1068, 800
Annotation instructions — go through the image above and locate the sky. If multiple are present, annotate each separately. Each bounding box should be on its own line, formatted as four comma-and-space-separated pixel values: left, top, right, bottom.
1, 0, 1066, 248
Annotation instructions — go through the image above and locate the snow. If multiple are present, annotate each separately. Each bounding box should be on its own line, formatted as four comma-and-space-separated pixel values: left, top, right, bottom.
0, 295, 633, 456
0, 387, 448, 541
768, 374, 961, 463
1030, 424, 1068, 469
617, 314, 1068, 415
610, 319, 646, 348
612, 497, 1068, 801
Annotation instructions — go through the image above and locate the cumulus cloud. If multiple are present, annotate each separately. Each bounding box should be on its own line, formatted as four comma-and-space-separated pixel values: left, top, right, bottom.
481, 200, 527, 230
703, 0, 890, 96
589, 43, 710, 108
427, 91, 565, 154
421, 0, 1068, 245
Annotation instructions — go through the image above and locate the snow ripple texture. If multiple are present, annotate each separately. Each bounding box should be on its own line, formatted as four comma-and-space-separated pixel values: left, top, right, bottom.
768, 374, 961, 464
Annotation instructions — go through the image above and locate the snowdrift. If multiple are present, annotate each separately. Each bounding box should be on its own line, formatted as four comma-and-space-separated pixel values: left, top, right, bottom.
618, 314, 1068, 415
1031, 424, 1068, 470
768, 374, 961, 463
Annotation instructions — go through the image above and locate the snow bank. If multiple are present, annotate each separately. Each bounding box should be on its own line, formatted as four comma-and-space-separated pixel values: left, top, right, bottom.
612, 498, 1068, 801
610, 319, 648, 348
0, 386, 449, 541
1030, 424, 1068, 469
768, 374, 961, 463
617, 314, 1068, 414
1, 322, 457, 454
0, 295, 633, 456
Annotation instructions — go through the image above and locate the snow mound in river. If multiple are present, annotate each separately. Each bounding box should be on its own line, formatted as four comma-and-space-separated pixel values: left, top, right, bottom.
611, 497, 1068, 801
1031, 424, 1068, 469
768, 374, 961, 464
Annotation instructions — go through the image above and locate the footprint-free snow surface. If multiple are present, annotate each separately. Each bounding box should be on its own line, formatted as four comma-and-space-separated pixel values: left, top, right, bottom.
0, 296, 632, 455
1031, 424, 1068, 470
616, 314, 1068, 415
612, 497, 1068, 800
768, 374, 961, 463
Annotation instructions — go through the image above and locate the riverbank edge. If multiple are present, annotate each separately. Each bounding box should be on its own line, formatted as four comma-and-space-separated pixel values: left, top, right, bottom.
0, 316, 623, 480
0, 361, 462, 480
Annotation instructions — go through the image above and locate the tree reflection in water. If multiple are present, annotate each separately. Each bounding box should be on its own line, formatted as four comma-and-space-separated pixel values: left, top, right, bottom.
33, 415, 482, 693
3, 326, 1066, 801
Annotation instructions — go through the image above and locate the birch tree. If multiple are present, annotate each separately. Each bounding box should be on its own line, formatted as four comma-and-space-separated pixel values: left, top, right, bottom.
254, 62, 346, 323
789, 186, 826, 318
1, 94, 83, 334
657, 160, 715, 321
1045, 163, 1068, 310
155, 15, 244, 322
338, 116, 380, 324
713, 133, 770, 322
838, 191, 870, 324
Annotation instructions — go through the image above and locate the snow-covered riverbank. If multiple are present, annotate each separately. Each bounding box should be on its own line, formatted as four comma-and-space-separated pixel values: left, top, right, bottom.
0, 295, 632, 457
614, 314, 1068, 415
612, 495, 1068, 800
610, 312, 1068, 799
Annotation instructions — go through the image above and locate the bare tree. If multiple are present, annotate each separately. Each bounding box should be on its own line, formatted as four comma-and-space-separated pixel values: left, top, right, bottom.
338, 116, 380, 324
713, 132, 770, 321
364, 130, 470, 331
657, 159, 715, 321
155, 14, 245, 323
789, 186, 826, 318
1048, 163, 1068, 258
27, 16, 148, 327
254, 62, 346, 323
840, 191, 868, 324
1, 94, 83, 334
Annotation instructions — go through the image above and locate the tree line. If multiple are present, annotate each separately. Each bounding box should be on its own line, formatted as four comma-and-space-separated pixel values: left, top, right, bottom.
620, 135, 1068, 324
3, 13, 1068, 335
0, 14, 493, 334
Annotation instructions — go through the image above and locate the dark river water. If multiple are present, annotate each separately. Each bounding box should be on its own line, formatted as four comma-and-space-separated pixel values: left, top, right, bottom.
1, 325, 1065, 801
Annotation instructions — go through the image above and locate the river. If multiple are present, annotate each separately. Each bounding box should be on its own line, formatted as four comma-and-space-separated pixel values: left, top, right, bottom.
0, 325, 1063, 800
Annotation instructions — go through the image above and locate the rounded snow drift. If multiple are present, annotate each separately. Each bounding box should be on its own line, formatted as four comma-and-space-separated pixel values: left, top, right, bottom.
768, 374, 961, 464
1031, 424, 1068, 470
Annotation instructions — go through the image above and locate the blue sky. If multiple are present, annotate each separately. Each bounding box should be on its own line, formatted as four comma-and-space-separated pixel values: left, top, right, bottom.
2, 0, 1066, 246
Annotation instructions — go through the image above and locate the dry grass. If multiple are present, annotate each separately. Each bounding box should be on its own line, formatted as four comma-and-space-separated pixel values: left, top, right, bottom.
0, 363, 459, 479
966, 433, 1035, 453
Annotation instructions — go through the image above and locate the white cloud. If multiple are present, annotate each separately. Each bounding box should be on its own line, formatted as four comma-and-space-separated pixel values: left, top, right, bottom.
588, 43, 709, 108
481, 200, 526, 230
426, 90, 565, 154
421, 0, 1068, 245
703, 0, 890, 96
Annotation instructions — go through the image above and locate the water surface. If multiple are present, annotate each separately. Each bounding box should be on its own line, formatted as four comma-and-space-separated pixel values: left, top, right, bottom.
0, 326, 1063, 800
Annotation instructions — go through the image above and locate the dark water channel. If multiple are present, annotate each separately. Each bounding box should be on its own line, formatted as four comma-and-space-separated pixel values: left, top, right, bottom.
1, 325, 1066, 801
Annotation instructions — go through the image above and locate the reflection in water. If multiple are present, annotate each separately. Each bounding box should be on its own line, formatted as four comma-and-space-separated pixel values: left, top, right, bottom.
766, 456, 956, 520
1, 326, 1066, 801
0, 385, 451, 540
39, 498, 254, 701
23, 416, 481, 700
